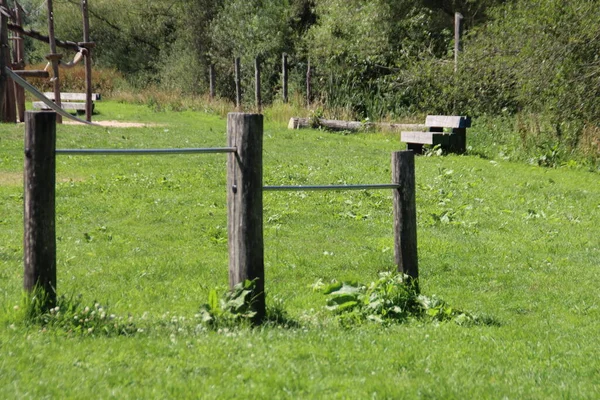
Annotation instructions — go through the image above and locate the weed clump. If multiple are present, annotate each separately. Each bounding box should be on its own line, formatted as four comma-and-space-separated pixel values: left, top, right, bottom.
20, 293, 139, 337
317, 272, 496, 327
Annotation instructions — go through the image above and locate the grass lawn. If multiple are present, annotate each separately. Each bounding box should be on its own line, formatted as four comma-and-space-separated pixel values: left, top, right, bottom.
1, 102, 599, 398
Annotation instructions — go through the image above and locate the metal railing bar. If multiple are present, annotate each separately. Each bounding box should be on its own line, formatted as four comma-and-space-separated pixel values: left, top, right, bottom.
55, 147, 237, 155
263, 183, 400, 192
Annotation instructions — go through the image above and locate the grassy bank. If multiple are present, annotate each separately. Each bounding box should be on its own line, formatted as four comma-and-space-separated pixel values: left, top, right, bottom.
1, 102, 599, 398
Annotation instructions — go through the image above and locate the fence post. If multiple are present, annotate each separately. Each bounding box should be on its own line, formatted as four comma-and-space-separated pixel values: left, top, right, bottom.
392, 151, 418, 287
306, 59, 311, 107
454, 12, 463, 73
24, 111, 57, 309
209, 64, 216, 100
282, 53, 288, 104
81, 0, 93, 122
227, 113, 265, 323
255, 57, 261, 112
234, 57, 241, 110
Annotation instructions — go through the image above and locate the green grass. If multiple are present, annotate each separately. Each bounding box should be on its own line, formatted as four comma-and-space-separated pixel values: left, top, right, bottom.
1, 101, 599, 398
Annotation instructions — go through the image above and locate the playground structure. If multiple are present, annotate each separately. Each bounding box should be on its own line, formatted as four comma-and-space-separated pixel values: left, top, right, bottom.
22, 111, 418, 323
0, 0, 94, 123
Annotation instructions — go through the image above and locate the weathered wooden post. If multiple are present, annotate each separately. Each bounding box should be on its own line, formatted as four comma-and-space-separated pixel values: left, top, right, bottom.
209, 64, 216, 100
0, 0, 16, 123
454, 12, 463, 73
392, 151, 418, 287
81, 0, 93, 122
46, 0, 62, 124
227, 113, 265, 323
24, 111, 57, 309
254, 57, 261, 112
234, 57, 241, 110
306, 59, 311, 107
14, 3, 26, 123
282, 53, 288, 103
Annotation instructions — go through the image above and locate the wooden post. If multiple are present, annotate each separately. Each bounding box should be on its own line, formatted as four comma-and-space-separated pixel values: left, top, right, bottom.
254, 57, 261, 112
81, 0, 93, 122
0, 6, 8, 121
234, 57, 241, 110
24, 111, 57, 310
209, 64, 215, 100
392, 151, 418, 286
454, 12, 463, 73
0, 1, 16, 123
306, 59, 311, 107
282, 53, 288, 103
14, 4, 25, 123
227, 113, 265, 323
46, 0, 62, 124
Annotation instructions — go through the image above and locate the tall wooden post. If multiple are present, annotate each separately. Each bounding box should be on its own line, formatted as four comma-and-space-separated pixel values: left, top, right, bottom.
454, 12, 463, 73
392, 151, 418, 287
254, 57, 261, 112
14, 4, 26, 123
81, 0, 93, 122
282, 53, 288, 104
46, 0, 62, 124
227, 113, 265, 323
24, 111, 57, 310
306, 59, 311, 107
234, 57, 241, 110
209, 64, 215, 100
0, 1, 16, 123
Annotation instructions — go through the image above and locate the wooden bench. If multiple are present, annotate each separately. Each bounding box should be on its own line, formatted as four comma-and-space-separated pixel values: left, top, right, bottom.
33, 92, 101, 113
401, 115, 471, 154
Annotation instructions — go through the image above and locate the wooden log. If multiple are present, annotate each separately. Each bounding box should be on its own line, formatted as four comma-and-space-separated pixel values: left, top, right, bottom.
288, 116, 425, 132
209, 64, 215, 100
24, 111, 57, 310
226, 113, 265, 323
392, 151, 418, 287
282, 53, 288, 103
46, 0, 62, 124
255, 57, 261, 112
234, 57, 241, 110
81, 0, 93, 122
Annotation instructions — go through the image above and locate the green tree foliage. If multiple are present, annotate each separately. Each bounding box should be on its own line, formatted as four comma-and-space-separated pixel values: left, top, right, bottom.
454, 0, 600, 152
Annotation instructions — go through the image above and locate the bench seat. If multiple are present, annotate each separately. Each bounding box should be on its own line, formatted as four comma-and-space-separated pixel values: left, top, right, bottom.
33, 92, 100, 113
400, 131, 452, 146
401, 115, 471, 154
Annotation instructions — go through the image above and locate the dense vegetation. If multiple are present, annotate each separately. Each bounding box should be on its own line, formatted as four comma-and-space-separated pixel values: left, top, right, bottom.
12, 0, 600, 164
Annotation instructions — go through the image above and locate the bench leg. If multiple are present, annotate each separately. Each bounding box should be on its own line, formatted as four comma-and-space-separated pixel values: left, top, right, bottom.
407, 143, 424, 154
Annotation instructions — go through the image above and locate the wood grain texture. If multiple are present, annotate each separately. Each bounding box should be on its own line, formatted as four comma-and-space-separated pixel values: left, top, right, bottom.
24, 111, 57, 308
227, 113, 265, 322
392, 151, 418, 285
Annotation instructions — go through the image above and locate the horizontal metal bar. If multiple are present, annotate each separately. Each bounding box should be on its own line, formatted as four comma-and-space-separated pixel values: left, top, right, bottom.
263, 183, 400, 192
55, 147, 237, 155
